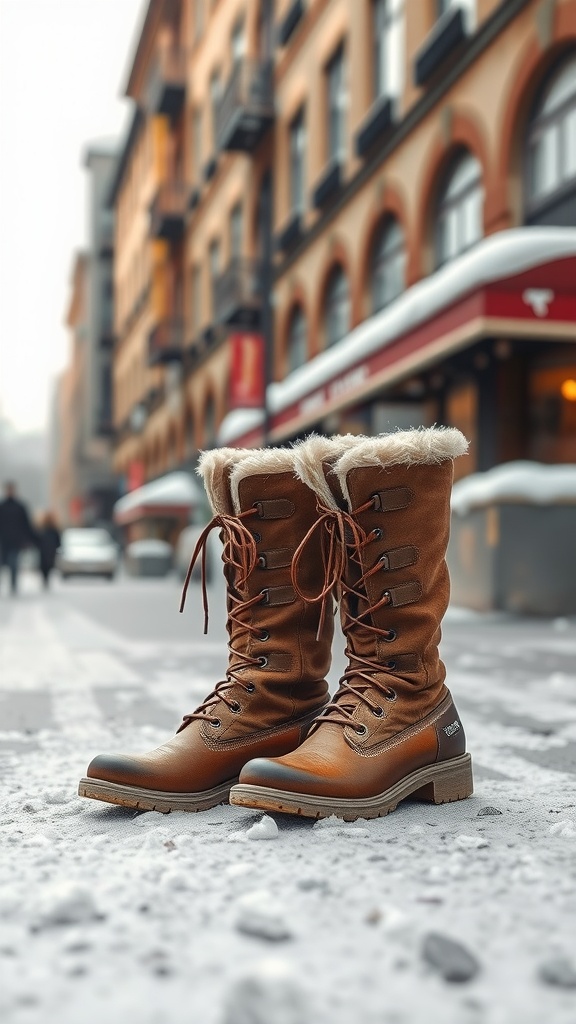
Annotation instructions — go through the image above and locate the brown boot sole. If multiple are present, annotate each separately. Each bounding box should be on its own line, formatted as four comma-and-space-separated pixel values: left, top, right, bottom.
230, 753, 473, 821
78, 777, 238, 813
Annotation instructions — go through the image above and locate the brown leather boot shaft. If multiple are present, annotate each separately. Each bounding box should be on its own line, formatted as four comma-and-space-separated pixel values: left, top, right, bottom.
232, 428, 473, 820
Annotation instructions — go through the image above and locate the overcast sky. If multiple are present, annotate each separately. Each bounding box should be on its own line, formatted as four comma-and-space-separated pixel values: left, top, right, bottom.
0, 0, 146, 436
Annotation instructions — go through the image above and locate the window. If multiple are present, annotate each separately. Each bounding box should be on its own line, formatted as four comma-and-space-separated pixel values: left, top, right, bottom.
324, 266, 350, 348
231, 20, 245, 65
436, 151, 483, 266
373, 0, 404, 102
229, 203, 243, 259
203, 395, 217, 448
371, 217, 406, 312
209, 71, 221, 149
327, 47, 347, 162
194, 0, 204, 41
192, 109, 202, 183
191, 265, 202, 333
209, 239, 220, 314
289, 108, 306, 213
526, 53, 576, 225
286, 307, 307, 373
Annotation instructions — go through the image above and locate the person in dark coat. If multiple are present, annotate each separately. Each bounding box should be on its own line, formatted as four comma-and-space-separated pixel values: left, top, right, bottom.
37, 512, 61, 589
0, 481, 37, 595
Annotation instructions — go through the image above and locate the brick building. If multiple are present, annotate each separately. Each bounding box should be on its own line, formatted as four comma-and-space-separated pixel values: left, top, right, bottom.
110, 0, 576, 493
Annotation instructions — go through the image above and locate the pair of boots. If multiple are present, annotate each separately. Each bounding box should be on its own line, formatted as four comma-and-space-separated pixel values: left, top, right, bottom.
79, 427, 473, 822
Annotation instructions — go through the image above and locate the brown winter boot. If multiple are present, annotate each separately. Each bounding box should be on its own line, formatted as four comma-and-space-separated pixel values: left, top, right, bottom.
230, 428, 474, 821
78, 444, 343, 812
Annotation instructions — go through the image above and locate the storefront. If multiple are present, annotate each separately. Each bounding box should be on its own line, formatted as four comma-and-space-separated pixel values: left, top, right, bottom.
218, 228, 576, 477
113, 471, 203, 546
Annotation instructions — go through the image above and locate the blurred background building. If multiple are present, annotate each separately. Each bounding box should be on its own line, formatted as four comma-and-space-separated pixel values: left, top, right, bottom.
51, 145, 118, 526
51, 0, 576, 532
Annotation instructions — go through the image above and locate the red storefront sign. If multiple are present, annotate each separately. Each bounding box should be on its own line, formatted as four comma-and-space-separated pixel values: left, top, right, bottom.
127, 460, 145, 492
229, 332, 264, 409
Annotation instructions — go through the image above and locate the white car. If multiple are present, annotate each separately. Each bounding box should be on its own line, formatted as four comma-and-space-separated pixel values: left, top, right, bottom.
57, 528, 119, 581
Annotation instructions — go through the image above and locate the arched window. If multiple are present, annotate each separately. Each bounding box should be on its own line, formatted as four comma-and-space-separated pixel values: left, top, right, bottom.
436, 150, 483, 267
526, 53, 576, 225
286, 306, 307, 373
371, 217, 406, 313
324, 265, 350, 348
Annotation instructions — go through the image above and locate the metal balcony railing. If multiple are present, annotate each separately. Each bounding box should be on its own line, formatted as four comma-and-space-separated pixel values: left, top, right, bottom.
148, 317, 184, 366
150, 181, 188, 240
213, 258, 262, 328
147, 47, 187, 117
216, 59, 274, 153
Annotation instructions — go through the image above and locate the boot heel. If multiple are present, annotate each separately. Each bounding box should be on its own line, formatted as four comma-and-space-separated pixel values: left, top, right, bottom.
415, 754, 473, 805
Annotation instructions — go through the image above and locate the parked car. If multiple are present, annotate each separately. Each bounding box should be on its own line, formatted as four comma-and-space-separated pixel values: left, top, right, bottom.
57, 528, 119, 580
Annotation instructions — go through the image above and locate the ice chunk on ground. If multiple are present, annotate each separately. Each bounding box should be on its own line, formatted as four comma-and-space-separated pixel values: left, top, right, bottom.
235, 890, 293, 941
422, 931, 480, 983
455, 834, 489, 850
549, 819, 576, 837
246, 815, 279, 841
31, 881, 103, 930
221, 958, 309, 1024
477, 806, 502, 816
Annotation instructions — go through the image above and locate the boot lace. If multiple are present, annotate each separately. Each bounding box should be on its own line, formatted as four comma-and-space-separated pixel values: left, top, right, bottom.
291, 498, 397, 732
177, 507, 269, 729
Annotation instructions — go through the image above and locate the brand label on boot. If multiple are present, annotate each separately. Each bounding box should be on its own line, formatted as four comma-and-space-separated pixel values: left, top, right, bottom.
443, 720, 461, 737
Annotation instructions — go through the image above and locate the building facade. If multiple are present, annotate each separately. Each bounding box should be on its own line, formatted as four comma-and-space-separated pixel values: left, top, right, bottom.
51, 145, 118, 525
111, 0, 576, 492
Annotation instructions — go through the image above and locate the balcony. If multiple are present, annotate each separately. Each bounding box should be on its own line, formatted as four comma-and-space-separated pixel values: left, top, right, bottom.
277, 0, 305, 47
276, 211, 302, 254
147, 47, 186, 117
414, 7, 468, 87
148, 317, 184, 366
149, 181, 188, 241
312, 158, 342, 210
216, 59, 274, 153
355, 96, 394, 158
213, 258, 262, 328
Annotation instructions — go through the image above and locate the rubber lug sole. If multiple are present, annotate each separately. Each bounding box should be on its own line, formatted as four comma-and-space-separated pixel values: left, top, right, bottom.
78, 777, 238, 813
229, 753, 473, 821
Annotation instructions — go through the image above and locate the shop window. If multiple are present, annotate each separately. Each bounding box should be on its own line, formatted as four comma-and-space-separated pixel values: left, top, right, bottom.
526, 53, 576, 226
286, 306, 307, 373
436, 150, 483, 267
372, 0, 404, 103
371, 217, 406, 313
529, 361, 576, 463
324, 265, 350, 349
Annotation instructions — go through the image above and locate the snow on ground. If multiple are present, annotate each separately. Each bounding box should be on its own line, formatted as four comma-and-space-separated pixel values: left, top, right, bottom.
1, 577, 576, 1023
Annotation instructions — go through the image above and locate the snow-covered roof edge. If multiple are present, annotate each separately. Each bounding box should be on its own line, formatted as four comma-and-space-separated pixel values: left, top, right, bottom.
217, 408, 264, 446
451, 462, 576, 514
268, 227, 576, 416
114, 471, 203, 516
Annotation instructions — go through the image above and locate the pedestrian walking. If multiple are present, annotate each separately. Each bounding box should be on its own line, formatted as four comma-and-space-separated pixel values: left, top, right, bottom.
37, 512, 61, 590
0, 482, 37, 596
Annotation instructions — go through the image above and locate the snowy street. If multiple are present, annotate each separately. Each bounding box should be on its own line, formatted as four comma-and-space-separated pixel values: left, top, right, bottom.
1, 573, 576, 1024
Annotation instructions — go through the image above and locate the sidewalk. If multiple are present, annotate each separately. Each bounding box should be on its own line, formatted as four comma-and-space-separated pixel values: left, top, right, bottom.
1, 577, 575, 1023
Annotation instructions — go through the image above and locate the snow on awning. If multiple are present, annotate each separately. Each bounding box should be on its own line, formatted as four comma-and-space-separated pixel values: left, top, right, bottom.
113, 472, 203, 525
452, 462, 576, 515
217, 407, 265, 446
222, 227, 576, 447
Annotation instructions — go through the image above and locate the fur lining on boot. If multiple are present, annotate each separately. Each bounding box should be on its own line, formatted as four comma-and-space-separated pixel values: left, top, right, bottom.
333, 427, 469, 507
197, 448, 254, 515
229, 448, 298, 513
292, 434, 362, 511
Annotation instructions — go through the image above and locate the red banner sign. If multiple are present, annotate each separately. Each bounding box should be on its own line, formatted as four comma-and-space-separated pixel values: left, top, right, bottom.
229, 332, 264, 409
127, 460, 145, 492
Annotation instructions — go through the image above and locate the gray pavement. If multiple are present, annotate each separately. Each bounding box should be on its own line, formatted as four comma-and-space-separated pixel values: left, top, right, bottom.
1, 571, 576, 1024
